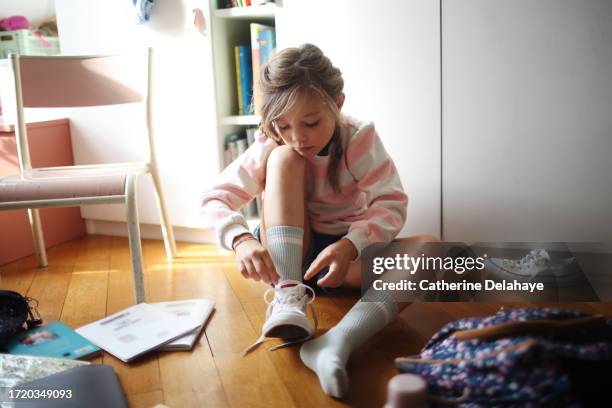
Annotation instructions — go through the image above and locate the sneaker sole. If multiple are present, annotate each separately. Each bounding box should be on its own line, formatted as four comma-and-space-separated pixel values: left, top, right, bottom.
264, 324, 310, 340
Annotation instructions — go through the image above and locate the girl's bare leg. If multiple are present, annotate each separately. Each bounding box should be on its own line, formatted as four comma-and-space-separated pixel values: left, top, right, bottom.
259, 146, 312, 264
241, 146, 317, 348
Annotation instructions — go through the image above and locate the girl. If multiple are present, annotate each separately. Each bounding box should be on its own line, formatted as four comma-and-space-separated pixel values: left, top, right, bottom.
201, 43, 433, 398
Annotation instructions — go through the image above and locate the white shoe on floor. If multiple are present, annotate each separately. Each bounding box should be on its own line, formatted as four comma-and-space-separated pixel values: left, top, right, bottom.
488, 249, 551, 278
243, 280, 318, 355
486, 249, 574, 279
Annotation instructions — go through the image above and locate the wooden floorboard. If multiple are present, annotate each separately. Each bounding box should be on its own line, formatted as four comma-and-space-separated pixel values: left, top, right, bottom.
2, 234, 612, 408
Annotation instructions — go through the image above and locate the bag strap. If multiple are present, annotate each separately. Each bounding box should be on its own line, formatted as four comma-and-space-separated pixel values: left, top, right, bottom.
452, 314, 606, 342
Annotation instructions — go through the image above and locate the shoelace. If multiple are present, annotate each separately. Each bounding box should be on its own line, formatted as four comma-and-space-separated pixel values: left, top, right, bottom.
242, 283, 318, 356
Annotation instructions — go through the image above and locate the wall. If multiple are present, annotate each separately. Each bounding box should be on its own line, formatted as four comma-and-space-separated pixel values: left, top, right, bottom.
442, 0, 612, 246
276, 0, 442, 238
0, 0, 56, 24
54, 0, 219, 240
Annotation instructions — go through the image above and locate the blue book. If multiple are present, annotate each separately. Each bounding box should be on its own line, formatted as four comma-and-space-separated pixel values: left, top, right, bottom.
258, 27, 276, 66
237, 45, 253, 115
4, 321, 101, 360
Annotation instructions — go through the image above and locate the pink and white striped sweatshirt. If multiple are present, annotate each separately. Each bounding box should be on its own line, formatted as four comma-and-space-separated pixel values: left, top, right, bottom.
200, 115, 408, 256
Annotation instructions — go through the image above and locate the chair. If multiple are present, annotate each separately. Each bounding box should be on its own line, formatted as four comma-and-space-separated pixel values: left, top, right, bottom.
0, 48, 176, 303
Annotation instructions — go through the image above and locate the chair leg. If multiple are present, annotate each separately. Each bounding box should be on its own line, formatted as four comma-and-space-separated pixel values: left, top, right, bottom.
149, 167, 177, 260
28, 208, 48, 267
125, 175, 145, 304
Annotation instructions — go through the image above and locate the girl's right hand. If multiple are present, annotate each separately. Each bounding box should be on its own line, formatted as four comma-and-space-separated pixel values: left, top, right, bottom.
234, 238, 279, 285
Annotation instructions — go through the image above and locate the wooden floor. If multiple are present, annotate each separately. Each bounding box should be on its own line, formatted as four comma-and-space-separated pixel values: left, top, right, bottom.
1, 235, 611, 408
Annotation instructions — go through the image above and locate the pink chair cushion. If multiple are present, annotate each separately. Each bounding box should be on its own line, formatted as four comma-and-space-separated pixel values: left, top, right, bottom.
0, 164, 146, 202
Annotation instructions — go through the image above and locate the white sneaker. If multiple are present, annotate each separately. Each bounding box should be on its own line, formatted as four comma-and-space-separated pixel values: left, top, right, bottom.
488, 249, 551, 278
242, 280, 318, 355
486, 249, 575, 279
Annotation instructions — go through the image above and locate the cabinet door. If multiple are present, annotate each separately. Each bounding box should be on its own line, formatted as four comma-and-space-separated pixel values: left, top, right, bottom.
442, 0, 612, 244
276, 0, 441, 237
55, 0, 219, 229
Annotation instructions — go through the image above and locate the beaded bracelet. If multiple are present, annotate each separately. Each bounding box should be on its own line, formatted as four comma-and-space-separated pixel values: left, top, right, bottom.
232, 233, 257, 251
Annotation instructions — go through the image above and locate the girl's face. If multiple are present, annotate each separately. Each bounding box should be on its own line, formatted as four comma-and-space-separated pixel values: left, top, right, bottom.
273, 89, 344, 159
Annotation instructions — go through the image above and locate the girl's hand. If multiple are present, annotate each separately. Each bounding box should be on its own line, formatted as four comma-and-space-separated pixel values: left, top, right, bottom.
303, 238, 358, 288
234, 237, 279, 285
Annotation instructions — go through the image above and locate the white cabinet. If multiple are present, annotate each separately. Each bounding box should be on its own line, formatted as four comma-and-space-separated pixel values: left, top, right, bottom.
442, 0, 612, 245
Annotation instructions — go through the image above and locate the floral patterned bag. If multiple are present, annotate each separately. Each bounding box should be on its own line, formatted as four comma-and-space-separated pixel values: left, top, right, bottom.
395, 307, 612, 407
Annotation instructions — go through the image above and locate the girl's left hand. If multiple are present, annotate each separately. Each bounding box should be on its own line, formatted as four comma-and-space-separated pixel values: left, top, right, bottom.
304, 238, 358, 287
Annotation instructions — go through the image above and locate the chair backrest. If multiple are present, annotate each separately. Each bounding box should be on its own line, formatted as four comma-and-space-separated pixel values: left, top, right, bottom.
15, 54, 147, 108
10, 49, 155, 171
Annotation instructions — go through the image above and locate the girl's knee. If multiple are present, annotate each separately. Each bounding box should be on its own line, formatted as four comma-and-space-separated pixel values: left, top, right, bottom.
267, 145, 307, 173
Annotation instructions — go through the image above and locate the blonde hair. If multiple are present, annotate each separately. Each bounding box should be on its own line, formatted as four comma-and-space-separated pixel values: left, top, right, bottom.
257, 43, 345, 192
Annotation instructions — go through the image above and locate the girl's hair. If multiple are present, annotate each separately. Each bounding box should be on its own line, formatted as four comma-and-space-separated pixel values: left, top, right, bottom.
257, 43, 345, 192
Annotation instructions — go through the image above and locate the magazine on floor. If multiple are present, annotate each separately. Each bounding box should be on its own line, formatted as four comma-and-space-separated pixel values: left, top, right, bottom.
153, 299, 215, 351
75, 303, 201, 362
3, 321, 101, 360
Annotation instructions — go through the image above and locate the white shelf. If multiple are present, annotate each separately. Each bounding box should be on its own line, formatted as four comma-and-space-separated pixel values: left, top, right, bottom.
214, 4, 276, 20
220, 115, 261, 126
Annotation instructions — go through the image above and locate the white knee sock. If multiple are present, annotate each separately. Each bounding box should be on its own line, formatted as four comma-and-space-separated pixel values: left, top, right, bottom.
266, 226, 304, 283
300, 289, 398, 398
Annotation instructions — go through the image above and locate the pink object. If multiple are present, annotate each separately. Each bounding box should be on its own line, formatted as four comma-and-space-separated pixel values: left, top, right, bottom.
0, 16, 30, 31
32, 32, 52, 48
384, 374, 429, 408
0, 119, 86, 266
16, 55, 145, 108
0, 164, 144, 202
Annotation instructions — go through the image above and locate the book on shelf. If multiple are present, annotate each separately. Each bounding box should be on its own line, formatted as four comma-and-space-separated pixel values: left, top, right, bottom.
245, 127, 262, 217
224, 132, 246, 167
228, 132, 259, 218
234, 45, 253, 115
3, 321, 101, 361
245, 126, 258, 146
250, 23, 265, 114
250, 23, 261, 115
221, 0, 273, 7
258, 25, 276, 66
153, 299, 215, 351
234, 46, 244, 115
250, 24, 275, 114
75, 303, 201, 363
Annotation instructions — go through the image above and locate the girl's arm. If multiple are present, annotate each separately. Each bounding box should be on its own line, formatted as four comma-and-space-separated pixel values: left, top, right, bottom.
344, 122, 408, 257
200, 132, 277, 251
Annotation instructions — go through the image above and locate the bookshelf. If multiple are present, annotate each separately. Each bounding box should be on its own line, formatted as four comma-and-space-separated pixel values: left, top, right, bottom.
220, 114, 261, 126
214, 4, 276, 19
210, 1, 279, 220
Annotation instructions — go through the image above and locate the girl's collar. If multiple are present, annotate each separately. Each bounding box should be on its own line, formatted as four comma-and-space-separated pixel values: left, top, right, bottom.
316, 137, 333, 157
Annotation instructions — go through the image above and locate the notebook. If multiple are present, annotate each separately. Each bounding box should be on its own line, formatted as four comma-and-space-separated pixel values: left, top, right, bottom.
154, 298, 215, 351
4, 321, 101, 360
75, 303, 201, 362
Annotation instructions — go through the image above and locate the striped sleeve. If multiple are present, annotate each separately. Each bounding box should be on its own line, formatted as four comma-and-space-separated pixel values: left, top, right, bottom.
200, 132, 277, 251
343, 122, 408, 257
